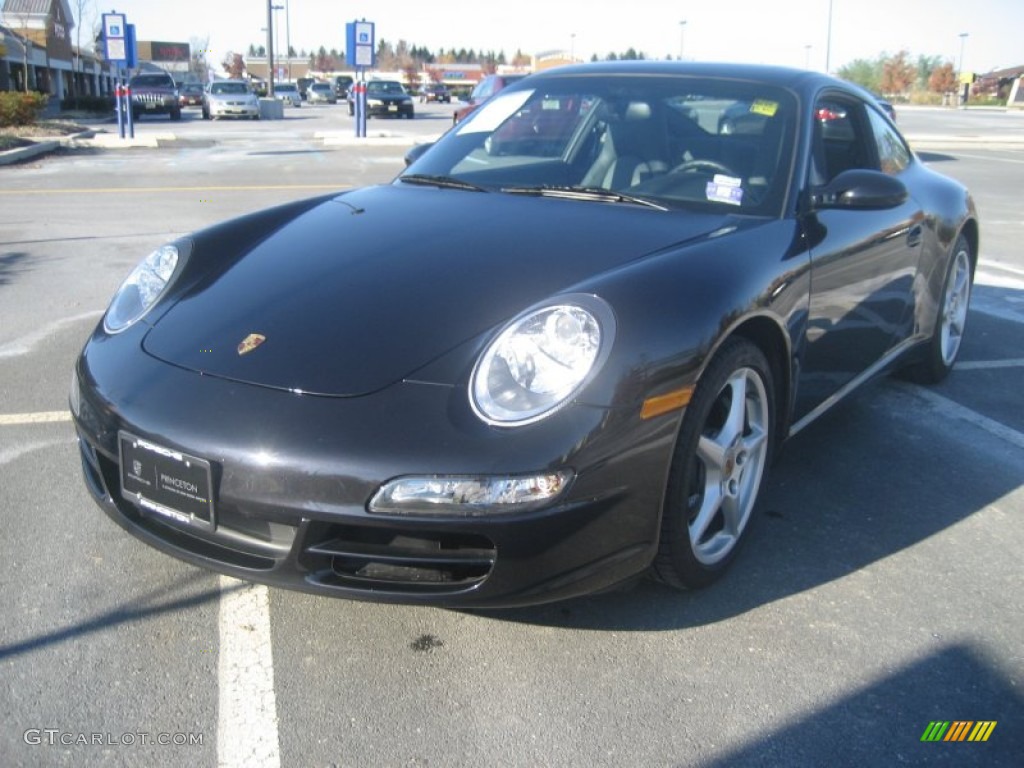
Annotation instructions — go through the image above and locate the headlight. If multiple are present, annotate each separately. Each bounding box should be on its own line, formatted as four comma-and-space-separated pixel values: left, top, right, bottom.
470, 295, 615, 426
369, 471, 574, 516
103, 243, 179, 333
368, 98, 382, 106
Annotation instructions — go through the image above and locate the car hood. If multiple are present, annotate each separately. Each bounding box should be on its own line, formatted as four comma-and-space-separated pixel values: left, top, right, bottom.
143, 184, 734, 396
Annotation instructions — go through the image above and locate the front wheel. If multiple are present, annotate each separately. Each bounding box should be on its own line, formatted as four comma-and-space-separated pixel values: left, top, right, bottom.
653, 339, 774, 589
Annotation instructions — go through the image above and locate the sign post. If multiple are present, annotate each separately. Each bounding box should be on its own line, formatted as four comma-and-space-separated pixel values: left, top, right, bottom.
102, 12, 128, 138
346, 20, 375, 138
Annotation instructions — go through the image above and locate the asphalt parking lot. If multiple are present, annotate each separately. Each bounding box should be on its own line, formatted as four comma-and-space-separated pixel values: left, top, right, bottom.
1, 103, 1022, 767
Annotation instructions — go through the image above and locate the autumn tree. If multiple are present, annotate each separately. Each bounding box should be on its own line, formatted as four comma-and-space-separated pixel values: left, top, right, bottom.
222, 52, 245, 79
880, 50, 915, 95
928, 63, 957, 93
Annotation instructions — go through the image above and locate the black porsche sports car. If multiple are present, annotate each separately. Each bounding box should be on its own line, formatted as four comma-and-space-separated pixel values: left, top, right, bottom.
72, 62, 977, 608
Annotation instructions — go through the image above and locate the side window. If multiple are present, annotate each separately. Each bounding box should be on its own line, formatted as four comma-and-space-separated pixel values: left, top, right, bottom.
813, 98, 877, 183
866, 108, 911, 175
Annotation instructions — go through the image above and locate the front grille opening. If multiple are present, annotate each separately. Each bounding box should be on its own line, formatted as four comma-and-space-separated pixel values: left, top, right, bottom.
304, 525, 496, 594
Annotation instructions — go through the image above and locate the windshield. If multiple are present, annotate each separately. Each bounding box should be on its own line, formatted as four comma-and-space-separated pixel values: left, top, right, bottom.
130, 74, 172, 88
368, 81, 405, 95
277, 84, 297, 92
403, 74, 797, 215
211, 82, 249, 95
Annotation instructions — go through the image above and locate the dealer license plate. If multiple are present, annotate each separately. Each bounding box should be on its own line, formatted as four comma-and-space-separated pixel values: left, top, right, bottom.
119, 432, 214, 529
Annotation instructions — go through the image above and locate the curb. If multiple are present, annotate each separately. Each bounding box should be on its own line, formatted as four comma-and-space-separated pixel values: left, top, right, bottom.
0, 140, 60, 166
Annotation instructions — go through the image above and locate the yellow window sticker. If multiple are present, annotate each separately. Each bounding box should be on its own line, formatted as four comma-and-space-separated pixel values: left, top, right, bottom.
750, 100, 779, 117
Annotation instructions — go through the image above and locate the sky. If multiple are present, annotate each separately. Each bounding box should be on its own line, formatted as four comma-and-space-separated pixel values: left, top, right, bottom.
81, 0, 1023, 74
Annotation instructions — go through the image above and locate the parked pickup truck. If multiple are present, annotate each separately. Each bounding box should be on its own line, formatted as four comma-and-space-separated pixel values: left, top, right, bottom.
129, 71, 182, 121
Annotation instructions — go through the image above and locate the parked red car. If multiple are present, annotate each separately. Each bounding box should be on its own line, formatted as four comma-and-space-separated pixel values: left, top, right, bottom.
453, 74, 528, 124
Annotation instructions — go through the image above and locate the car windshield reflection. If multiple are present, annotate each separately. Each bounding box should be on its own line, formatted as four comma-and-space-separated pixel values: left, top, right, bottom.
403, 76, 797, 215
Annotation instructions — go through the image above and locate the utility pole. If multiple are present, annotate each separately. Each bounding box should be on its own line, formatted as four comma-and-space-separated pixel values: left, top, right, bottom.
266, 0, 275, 96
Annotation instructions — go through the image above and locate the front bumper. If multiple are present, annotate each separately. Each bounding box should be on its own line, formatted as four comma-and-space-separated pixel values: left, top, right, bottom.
71, 328, 676, 607
367, 102, 414, 117
210, 103, 259, 118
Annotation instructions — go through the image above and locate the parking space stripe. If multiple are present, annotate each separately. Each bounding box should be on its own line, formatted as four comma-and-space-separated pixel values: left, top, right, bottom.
890, 381, 1024, 452
0, 411, 72, 425
955, 358, 1024, 370
217, 576, 281, 768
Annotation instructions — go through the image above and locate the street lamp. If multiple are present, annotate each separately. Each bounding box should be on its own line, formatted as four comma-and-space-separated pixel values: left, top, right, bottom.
957, 32, 969, 81
266, 0, 275, 96
272, 5, 284, 81
957, 32, 969, 107
679, 20, 687, 60
825, 0, 833, 73
284, 0, 292, 80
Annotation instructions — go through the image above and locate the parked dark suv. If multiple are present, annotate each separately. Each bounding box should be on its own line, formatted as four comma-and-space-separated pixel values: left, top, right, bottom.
128, 71, 181, 121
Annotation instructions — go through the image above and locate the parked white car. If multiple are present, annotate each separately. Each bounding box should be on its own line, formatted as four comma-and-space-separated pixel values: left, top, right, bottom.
202, 80, 259, 120
274, 82, 302, 107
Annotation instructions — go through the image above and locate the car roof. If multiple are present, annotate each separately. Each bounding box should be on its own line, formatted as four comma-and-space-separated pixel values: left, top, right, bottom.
523, 61, 859, 99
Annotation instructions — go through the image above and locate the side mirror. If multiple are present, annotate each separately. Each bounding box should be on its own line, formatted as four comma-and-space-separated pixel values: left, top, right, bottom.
812, 169, 908, 210
403, 142, 433, 167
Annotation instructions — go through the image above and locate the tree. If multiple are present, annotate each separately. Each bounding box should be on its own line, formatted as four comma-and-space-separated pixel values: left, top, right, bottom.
222, 52, 245, 79
928, 62, 957, 93
836, 57, 881, 93
70, 0, 94, 96
880, 50, 915, 95
915, 54, 943, 90
402, 62, 419, 92
190, 35, 211, 82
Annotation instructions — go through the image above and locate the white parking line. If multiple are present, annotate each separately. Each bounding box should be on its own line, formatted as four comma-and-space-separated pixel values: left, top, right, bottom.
0, 310, 102, 360
955, 358, 1024, 371
890, 381, 1024, 452
217, 576, 281, 768
0, 411, 72, 425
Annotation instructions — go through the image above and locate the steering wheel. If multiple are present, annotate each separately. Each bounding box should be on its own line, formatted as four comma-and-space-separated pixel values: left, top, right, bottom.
671, 159, 738, 177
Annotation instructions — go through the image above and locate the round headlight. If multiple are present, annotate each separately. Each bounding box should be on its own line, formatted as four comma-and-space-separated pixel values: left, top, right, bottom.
104, 244, 179, 333
470, 296, 614, 426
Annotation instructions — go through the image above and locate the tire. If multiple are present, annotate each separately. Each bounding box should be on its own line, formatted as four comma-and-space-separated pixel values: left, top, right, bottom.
905, 234, 973, 384
170, 108, 181, 121
653, 338, 774, 589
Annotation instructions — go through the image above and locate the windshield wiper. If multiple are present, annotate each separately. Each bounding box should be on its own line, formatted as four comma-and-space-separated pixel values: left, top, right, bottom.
501, 185, 668, 211
399, 174, 488, 192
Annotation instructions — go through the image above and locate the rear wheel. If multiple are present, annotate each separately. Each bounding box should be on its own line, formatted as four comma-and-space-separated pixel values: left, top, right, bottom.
653, 339, 774, 589
906, 234, 973, 384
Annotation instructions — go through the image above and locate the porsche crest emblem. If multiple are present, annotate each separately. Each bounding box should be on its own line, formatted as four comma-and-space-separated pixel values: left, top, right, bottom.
237, 333, 266, 356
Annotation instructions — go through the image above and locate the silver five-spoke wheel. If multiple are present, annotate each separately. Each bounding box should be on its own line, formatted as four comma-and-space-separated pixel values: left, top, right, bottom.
655, 339, 775, 589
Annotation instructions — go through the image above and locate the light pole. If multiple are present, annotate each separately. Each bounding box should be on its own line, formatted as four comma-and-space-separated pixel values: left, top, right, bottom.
957, 32, 969, 107
266, 0, 275, 96
804, 44, 812, 69
570, 32, 576, 62
272, 5, 284, 81
825, 0, 833, 73
679, 20, 687, 60
285, 0, 292, 80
